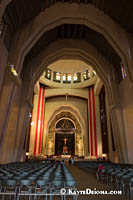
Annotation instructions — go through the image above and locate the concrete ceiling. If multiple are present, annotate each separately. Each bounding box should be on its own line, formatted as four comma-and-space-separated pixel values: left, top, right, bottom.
48, 59, 93, 73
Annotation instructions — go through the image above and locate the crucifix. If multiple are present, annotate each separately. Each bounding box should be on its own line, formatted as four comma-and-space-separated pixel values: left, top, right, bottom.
64, 138, 67, 146
63, 137, 68, 154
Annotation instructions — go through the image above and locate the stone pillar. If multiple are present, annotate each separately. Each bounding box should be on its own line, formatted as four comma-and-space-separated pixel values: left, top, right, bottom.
0, 72, 34, 163
95, 95, 102, 157
123, 104, 133, 164
0, 39, 8, 93
108, 68, 128, 163
29, 93, 40, 157
0, 86, 21, 163
81, 71, 84, 82
110, 106, 128, 163
105, 92, 116, 162
16, 99, 33, 162
0, 71, 16, 153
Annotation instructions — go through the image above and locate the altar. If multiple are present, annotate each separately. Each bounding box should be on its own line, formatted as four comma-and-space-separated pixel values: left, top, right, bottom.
61, 155, 71, 159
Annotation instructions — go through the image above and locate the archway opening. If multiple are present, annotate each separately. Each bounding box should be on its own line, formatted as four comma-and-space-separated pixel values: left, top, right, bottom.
55, 119, 75, 156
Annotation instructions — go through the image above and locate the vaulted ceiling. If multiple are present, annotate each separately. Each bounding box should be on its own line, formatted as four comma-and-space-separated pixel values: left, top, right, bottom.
24, 24, 122, 82
3, 0, 131, 82
4, 0, 133, 36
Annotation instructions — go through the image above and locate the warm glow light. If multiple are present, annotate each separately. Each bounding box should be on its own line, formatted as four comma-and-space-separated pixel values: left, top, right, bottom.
73, 73, 78, 81
30, 121, 34, 126
67, 74, 71, 81
63, 74, 66, 81
93, 70, 96, 75
10, 65, 18, 76
56, 72, 61, 80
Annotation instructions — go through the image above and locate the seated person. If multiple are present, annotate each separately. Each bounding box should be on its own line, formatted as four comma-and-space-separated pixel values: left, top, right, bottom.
96, 163, 105, 180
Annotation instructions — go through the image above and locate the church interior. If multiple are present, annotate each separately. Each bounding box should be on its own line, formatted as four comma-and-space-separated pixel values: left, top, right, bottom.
0, 0, 133, 199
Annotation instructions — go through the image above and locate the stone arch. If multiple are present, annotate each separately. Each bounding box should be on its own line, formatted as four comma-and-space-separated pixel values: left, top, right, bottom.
31, 41, 128, 162
0, 39, 128, 163
45, 107, 84, 157
0, 0, 12, 19
3, 3, 130, 82
0, 0, 130, 164
30, 39, 115, 107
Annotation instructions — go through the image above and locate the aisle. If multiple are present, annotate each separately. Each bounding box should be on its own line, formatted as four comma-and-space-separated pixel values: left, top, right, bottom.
67, 165, 130, 200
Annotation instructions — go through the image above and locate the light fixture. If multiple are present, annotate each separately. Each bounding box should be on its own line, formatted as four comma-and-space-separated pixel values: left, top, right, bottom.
6, 64, 21, 85
30, 121, 34, 126
9, 65, 18, 77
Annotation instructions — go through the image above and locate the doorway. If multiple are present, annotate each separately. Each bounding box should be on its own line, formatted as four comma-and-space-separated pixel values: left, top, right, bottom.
55, 133, 75, 155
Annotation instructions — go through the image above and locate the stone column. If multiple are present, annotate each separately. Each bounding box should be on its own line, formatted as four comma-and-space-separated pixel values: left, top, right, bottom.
29, 93, 40, 157
16, 99, 33, 162
105, 92, 116, 162
0, 39, 8, 93
110, 105, 128, 163
123, 104, 133, 164
0, 86, 21, 163
0, 71, 17, 156
0, 71, 34, 163
95, 95, 102, 157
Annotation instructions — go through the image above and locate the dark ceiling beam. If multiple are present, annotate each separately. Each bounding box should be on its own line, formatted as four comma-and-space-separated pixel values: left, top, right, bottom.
79, 25, 84, 39
68, 24, 71, 39
3, 0, 133, 37
61, 24, 65, 39
73, 24, 77, 39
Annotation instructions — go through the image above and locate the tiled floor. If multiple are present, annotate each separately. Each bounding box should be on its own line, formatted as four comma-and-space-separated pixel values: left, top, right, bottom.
67, 164, 130, 200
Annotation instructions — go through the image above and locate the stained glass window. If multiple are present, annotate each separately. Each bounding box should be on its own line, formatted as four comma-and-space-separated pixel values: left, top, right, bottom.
121, 64, 126, 79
